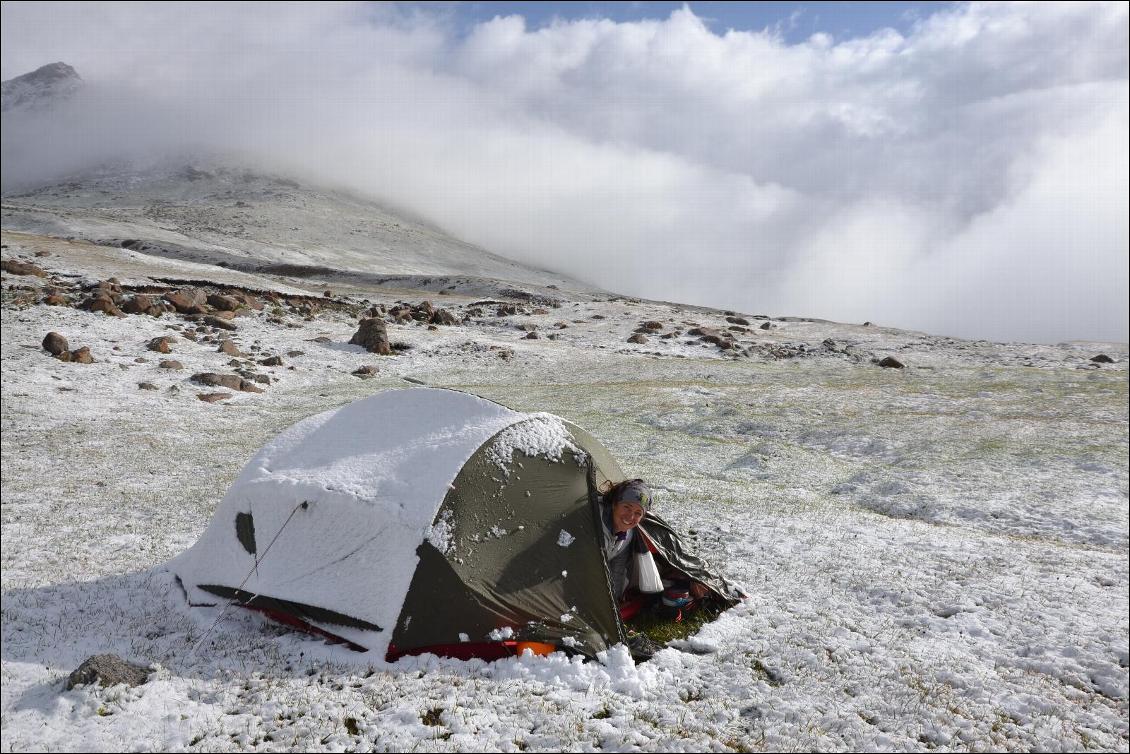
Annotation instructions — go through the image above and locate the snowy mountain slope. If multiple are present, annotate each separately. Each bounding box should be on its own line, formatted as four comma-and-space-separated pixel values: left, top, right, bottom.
1, 226, 1127, 752
1, 161, 593, 300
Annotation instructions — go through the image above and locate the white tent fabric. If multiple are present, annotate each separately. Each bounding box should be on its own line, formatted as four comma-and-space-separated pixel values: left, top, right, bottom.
171, 388, 525, 654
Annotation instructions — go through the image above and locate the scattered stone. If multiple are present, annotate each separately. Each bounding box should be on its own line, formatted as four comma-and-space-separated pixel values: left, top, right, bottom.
122, 294, 164, 316
42, 332, 68, 356
431, 309, 459, 326
591, 314, 605, 320
65, 654, 151, 690
517, 323, 537, 332
1, 259, 47, 277
218, 339, 242, 357
147, 337, 173, 354
207, 293, 241, 311
352, 365, 379, 378
323, 290, 333, 298
259, 355, 283, 366
1090, 354, 1114, 363
164, 289, 207, 315
554, 322, 569, 329
627, 334, 648, 344
877, 356, 905, 369
86, 295, 125, 317
525, 332, 540, 339
35, 251, 49, 257
640, 321, 663, 332
138, 382, 158, 391
159, 360, 183, 370
759, 322, 773, 330
70, 347, 94, 364
197, 392, 232, 403
349, 318, 391, 355
286, 350, 305, 357
203, 315, 238, 331
191, 373, 244, 391
43, 292, 69, 306
726, 316, 751, 326
228, 359, 243, 367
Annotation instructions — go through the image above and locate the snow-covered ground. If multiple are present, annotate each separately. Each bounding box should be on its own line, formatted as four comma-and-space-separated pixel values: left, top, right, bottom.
2, 229, 1127, 751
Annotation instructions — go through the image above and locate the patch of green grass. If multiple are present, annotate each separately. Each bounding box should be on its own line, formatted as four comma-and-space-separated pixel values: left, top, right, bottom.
625, 600, 724, 645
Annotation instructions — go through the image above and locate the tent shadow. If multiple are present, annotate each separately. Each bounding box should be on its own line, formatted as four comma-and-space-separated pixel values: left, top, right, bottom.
1, 564, 324, 702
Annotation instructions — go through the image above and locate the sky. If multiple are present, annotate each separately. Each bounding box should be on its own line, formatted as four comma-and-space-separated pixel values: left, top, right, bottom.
1, 1, 1127, 344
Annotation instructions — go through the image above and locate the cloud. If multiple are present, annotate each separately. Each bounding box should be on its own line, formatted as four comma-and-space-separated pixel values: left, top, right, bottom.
2, 1, 1127, 343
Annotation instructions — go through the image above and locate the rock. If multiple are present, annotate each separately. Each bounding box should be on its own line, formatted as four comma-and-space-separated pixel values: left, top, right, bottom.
431, 309, 459, 326
627, 334, 648, 344
759, 322, 772, 330
43, 293, 69, 306
877, 356, 905, 369
323, 290, 333, 298
197, 392, 232, 403
591, 314, 605, 320
87, 296, 125, 317
427, 324, 438, 331
352, 365, 379, 378
35, 251, 49, 257
207, 293, 240, 311
525, 332, 540, 339
65, 654, 151, 690
138, 382, 158, 391
726, 316, 751, 326
660, 332, 678, 339
218, 340, 243, 357
259, 355, 283, 366
159, 360, 183, 370
134, 357, 148, 363
147, 337, 173, 354
532, 308, 549, 315
70, 347, 94, 364
863, 321, 873, 327
227, 359, 243, 367
349, 318, 391, 355
246, 373, 271, 385
822, 338, 840, 352
203, 315, 238, 331
311, 336, 332, 344
286, 350, 305, 357
640, 321, 663, 331
42, 332, 68, 356
122, 294, 160, 315
191, 373, 244, 391
1090, 354, 1114, 363
554, 322, 569, 329
517, 323, 537, 332
164, 289, 207, 314
1, 259, 47, 277
496, 304, 518, 316
240, 382, 265, 393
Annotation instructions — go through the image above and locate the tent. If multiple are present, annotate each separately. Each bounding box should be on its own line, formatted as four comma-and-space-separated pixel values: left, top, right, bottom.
172, 387, 739, 661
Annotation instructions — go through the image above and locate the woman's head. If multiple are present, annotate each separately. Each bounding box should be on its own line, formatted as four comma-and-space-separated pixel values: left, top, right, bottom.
602, 479, 652, 532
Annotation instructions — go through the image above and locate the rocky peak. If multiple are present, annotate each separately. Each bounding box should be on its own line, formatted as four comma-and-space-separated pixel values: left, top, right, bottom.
1, 62, 82, 113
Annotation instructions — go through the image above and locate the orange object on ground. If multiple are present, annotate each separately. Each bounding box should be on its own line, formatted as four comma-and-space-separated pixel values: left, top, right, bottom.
515, 641, 556, 656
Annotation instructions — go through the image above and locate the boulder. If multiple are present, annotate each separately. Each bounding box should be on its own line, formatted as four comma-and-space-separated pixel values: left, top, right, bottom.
259, 356, 283, 366
158, 360, 183, 370
203, 316, 238, 331
147, 337, 173, 354
1, 259, 47, 277
517, 323, 537, 332
627, 334, 648, 344
70, 347, 94, 364
197, 392, 232, 403
164, 289, 207, 314
431, 309, 459, 326
640, 321, 663, 332
138, 382, 158, 391
217, 340, 242, 356
352, 365, 379, 378
87, 296, 124, 317
286, 350, 305, 357
1090, 354, 1114, 363
43, 292, 69, 306
349, 318, 391, 355
64, 654, 151, 690
877, 356, 905, 369
191, 373, 243, 391
759, 322, 772, 330
207, 293, 240, 311
726, 316, 751, 326
524, 332, 540, 339
42, 332, 69, 356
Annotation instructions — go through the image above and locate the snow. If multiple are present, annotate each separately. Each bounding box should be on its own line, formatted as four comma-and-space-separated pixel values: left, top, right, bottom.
485, 413, 580, 473
2, 226, 1128, 751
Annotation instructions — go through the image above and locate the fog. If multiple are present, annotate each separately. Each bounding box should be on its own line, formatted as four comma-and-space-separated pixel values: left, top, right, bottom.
2, 2, 1127, 343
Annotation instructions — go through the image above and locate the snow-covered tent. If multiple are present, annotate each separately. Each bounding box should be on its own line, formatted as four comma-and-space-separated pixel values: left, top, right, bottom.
173, 387, 738, 661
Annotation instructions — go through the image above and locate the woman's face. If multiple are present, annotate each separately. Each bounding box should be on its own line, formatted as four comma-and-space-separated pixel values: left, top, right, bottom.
612, 501, 646, 532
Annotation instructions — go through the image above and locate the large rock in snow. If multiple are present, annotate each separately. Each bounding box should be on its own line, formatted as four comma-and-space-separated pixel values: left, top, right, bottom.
350, 318, 391, 355
64, 654, 150, 690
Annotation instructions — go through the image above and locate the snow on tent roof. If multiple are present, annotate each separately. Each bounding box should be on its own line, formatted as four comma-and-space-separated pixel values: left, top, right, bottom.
172, 387, 552, 655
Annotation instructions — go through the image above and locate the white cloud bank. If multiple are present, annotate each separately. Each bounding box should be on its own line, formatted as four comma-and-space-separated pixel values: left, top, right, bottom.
2, 1, 1127, 343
